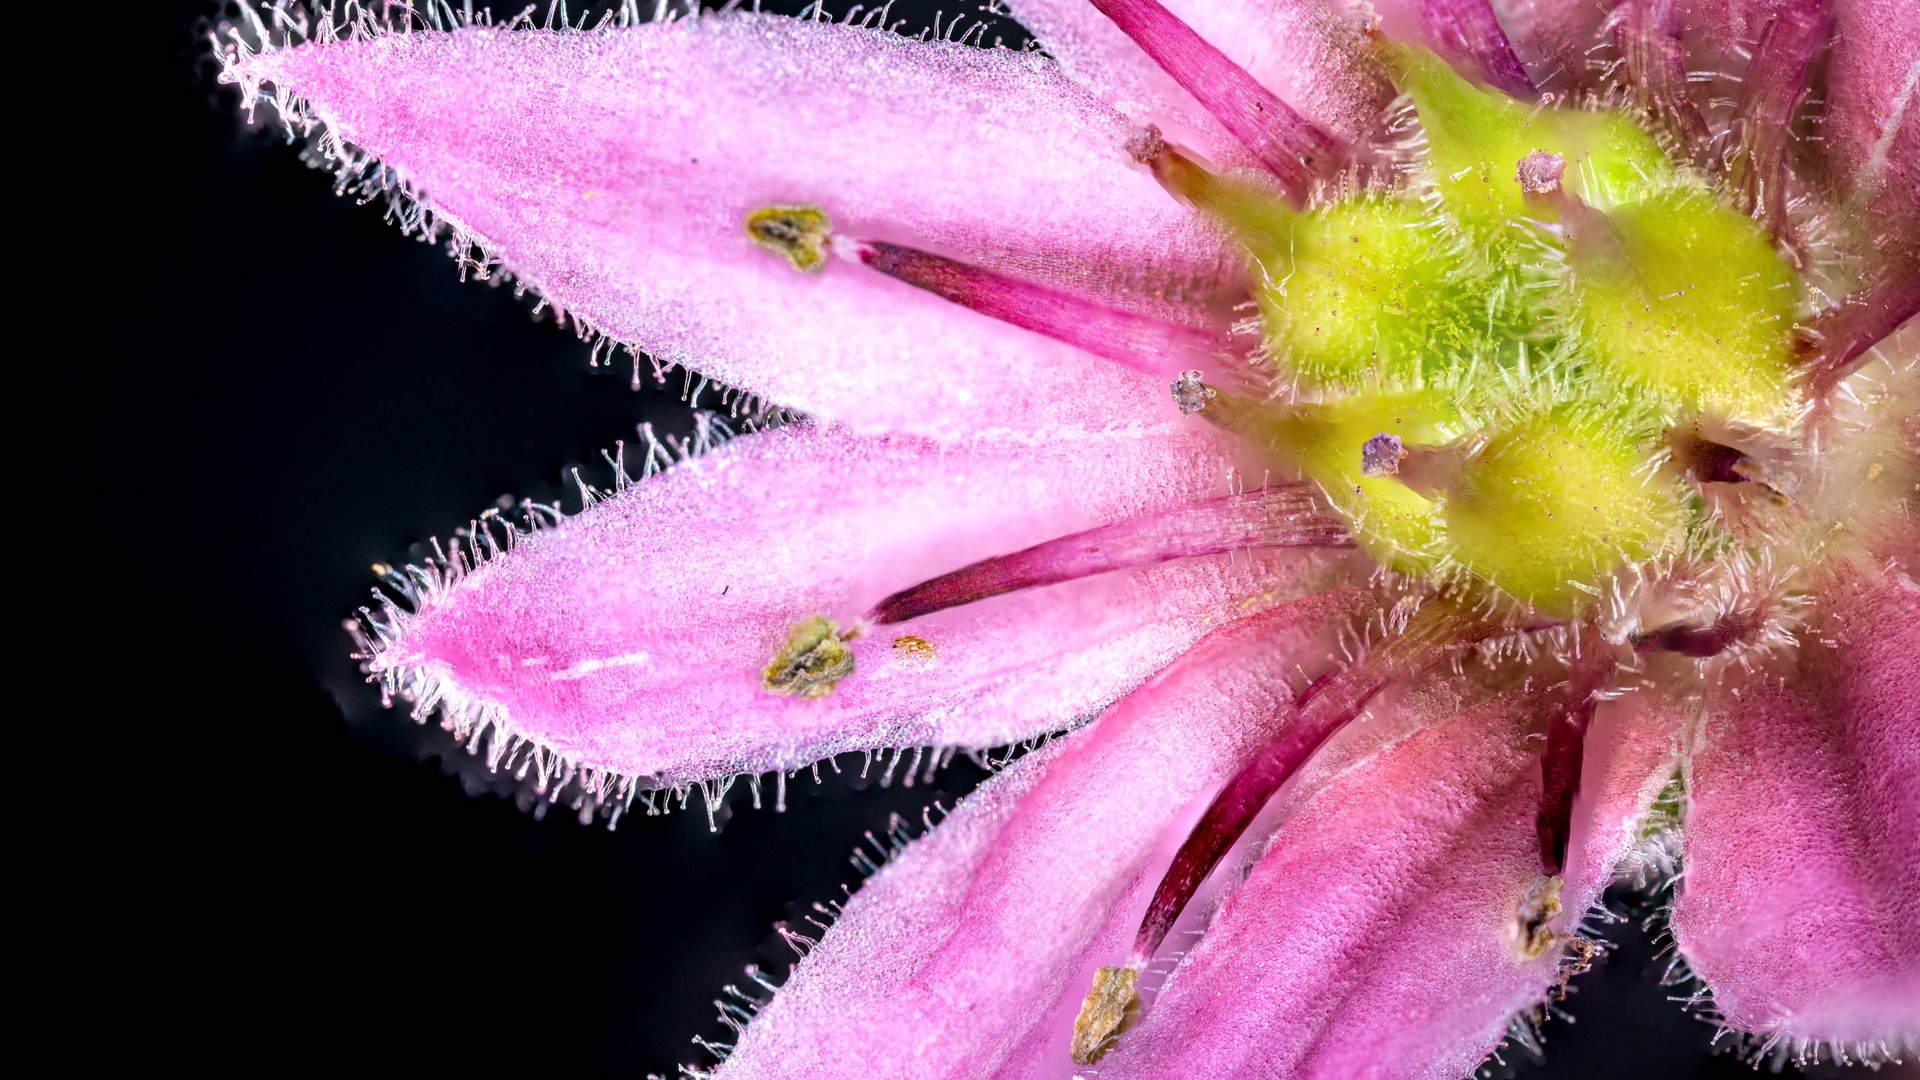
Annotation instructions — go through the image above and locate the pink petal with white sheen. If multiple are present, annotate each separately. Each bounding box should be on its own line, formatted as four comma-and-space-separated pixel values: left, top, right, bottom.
716, 588, 1372, 1080
370, 422, 1344, 787
229, 15, 1238, 439
1824, 0, 1920, 248
1671, 567, 1920, 1045
1005, 0, 1390, 158
1095, 658, 1634, 1080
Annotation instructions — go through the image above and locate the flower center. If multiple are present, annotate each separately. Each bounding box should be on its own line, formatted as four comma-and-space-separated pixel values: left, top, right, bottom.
1154, 39, 1819, 619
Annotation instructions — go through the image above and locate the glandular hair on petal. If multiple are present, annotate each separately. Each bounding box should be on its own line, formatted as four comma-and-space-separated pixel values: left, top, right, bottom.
1071, 965, 1141, 1065
762, 615, 854, 698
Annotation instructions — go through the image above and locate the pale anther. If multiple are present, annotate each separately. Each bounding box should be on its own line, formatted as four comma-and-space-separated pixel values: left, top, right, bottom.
1516, 150, 1566, 195
1507, 874, 1565, 960
746, 205, 832, 273
762, 615, 855, 698
1070, 965, 1140, 1065
1171, 369, 1216, 415
1361, 432, 1407, 477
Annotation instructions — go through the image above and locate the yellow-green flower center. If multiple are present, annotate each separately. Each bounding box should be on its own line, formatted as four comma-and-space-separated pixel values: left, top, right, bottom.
1195, 45, 1805, 617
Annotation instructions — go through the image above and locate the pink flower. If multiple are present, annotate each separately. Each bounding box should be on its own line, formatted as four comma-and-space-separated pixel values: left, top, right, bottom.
219, 1, 1916, 1076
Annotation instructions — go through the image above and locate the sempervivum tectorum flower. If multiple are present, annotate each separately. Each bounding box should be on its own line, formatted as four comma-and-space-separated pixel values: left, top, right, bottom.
217, 0, 1916, 1075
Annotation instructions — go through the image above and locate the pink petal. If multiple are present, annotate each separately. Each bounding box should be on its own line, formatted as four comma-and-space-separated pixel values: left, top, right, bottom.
716, 588, 1375, 1080
1004, 0, 1391, 159
1094, 657, 1668, 1079
226, 15, 1237, 439
1824, 0, 1920, 250
1491, 0, 1622, 91
1671, 567, 1920, 1047
367, 422, 1353, 787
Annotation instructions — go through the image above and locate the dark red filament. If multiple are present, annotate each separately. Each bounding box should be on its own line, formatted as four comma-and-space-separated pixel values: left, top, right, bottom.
1088, 0, 1339, 200
870, 486, 1351, 625
1534, 628, 1618, 877
1127, 602, 1500, 966
846, 239, 1226, 375
1630, 610, 1759, 658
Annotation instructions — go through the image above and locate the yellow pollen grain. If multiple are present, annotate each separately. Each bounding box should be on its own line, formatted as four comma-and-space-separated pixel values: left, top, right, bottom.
891, 635, 937, 663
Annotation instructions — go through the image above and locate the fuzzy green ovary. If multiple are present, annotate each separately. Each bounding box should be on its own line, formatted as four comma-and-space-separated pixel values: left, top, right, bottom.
1177, 44, 1823, 613
1567, 187, 1799, 421
1446, 406, 1679, 611
1254, 198, 1522, 388
1390, 44, 1801, 422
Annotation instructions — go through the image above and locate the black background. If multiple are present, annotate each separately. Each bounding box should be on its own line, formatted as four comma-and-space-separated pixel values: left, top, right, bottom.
84, 2, 1867, 1075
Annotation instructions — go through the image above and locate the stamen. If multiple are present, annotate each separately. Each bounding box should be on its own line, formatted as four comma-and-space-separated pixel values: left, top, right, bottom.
746, 204, 1224, 373
1723, 0, 1831, 240
1089, 0, 1339, 200
1533, 626, 1618, 877
1131, 137, 1299, 255
1797, 264, 1920, 394
1164, 376, 1271, 442
868, 487, 1351, 625
761, 615, 855, 698
1114, 602, 1498, 992
834, 237, 1223, 374
1522, 166, 1632, 265
1170, 376, 1480, 504
1170, 368, 1217, 415
1612, 0, 1711, 166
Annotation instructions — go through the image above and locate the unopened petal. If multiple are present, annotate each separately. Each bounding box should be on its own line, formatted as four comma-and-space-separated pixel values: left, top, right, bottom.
1672, 567, 1920, 1047
228, 15, 1237, 439
715, 590, 1372, 1080
1094, 660, 1638, 1080
368, 422, 1353, 786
